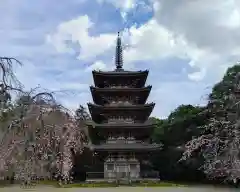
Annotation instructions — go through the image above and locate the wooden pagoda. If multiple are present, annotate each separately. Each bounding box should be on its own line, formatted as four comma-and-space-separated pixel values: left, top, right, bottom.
86, 32, 161, 182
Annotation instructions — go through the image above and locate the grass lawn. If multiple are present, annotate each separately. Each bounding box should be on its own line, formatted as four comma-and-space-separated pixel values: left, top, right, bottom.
0, 186, 235, 192
0, 180, 236, 191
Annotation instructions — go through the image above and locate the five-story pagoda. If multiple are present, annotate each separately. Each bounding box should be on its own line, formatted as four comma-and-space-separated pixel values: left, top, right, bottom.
86, 33, 161, 182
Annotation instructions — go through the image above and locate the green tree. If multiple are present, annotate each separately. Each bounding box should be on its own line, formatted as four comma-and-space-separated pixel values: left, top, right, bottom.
182, 64, 240, 184
151, 104, 206, 181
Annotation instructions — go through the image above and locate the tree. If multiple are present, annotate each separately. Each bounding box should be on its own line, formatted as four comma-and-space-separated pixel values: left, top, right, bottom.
0, 57, 86, 185
75, 105, 90, 121
151, 105, 206, 181
181, 64, 240, 184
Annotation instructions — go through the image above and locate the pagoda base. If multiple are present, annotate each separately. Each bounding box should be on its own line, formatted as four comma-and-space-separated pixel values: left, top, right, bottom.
104, 158, 140, 180
101, 152, 141, 181
86, 171, 160, 183
85, 178, 160, 184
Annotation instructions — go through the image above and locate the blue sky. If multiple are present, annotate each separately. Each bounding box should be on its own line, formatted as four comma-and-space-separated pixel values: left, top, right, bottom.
1, 0, 240, 118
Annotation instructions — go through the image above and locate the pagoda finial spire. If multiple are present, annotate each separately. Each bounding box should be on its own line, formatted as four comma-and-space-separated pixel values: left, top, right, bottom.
115, 32, 123, 70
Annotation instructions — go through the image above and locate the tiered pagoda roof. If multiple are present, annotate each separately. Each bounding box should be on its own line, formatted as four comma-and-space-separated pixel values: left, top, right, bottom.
88, 103, 155, 123
90, 86, 152, 105
92, 70, 149, 88
87, 32, 161, 152
91, 142, 160, 152
86, 120, 154, 128
86, 119, 155, 140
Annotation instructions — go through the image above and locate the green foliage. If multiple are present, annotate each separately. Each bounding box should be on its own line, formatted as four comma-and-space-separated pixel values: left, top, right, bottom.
150, 104, 207, 181
150, 64, 240, 183
180, 64, 240, 182
168, 105, 203, 122
150, 117, 167, 143
208, 65, 240, 110
152, 105, 205, 146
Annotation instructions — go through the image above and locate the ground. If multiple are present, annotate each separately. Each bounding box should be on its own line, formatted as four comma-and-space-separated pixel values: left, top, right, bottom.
0, 186, 235, 192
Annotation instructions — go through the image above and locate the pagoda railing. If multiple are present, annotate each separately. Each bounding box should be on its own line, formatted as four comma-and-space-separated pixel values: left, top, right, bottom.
86, 171, 159, 179
109, 85, 129, 88
108, 101, 133, 106
104, 139, 149, 144
107, 119, 134, 124
99, 85, 139, 88
105, 157, 138, 162
95, 119, 154, 125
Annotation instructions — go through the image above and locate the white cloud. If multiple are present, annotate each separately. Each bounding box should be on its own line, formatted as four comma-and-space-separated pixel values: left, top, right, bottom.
85, 61, 107, 71
97, 0, 153, 24
123, 20, 176, 62
47, 5, 238, 82
120, 20, 218, 81
188, 69, 206, 82
47, 16, 188, 69
45, 0, 240, 117
46, 15, 116, 62
97, 0, 136, 11
120, 0, 240, 81
151, 0, 240, 78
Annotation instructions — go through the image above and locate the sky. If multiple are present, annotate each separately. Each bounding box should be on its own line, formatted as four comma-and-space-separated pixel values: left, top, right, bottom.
1, 0, 240, 118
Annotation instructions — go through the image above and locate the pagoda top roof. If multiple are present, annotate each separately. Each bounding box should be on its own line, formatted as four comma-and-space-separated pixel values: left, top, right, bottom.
92, 70, 149, 88
92, 69, 149, 76
92, 33, 148, 83
96, 32, 148, 74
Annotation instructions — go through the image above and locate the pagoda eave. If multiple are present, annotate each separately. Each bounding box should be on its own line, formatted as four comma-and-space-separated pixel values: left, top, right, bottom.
88, 124, 154, 129
90, 144, 161, 152
90, 86, 152, 93
87, 122, 155, 142
86, 120, 156, 129
92, 70, 149, 88
90, 86, 151, 105
92, 70, 149, 77
88, 103, 155, 111
88, 103, 155, 123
